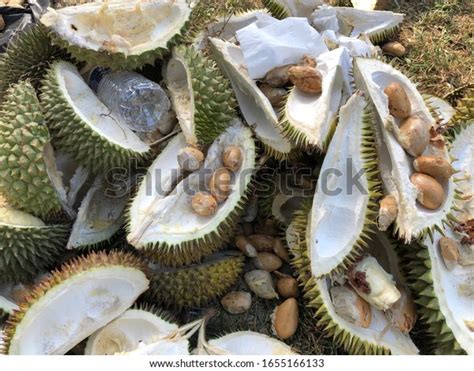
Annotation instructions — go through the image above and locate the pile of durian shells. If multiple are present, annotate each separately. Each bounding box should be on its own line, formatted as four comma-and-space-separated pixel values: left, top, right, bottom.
0, 0, 472, 356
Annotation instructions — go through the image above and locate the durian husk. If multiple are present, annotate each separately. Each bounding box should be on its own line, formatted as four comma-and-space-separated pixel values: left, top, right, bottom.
146, 252, 245, 309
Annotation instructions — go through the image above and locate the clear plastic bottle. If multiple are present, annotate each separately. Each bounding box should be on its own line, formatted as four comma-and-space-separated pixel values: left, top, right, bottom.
93, 69, 171, 133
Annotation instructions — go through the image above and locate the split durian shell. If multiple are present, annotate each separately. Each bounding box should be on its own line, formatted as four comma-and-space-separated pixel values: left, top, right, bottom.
164, 45, 237, 145
146, 251, 245, 309
0, 207, 69, 284
280, 47, 352, 150
305, 92, 381, 277
403, 228, 473, 354
85, 305, 177, 355
287, 208, 419, 355
67, 176, 128, 249
127, 122, 255, 267
0, 251, 149, 355
0, 24, 66, 98
40, 0, 191, 70
0, 80, 70, 219
209, 37, 293, 160
312, 7, 404, 43
354, 58, 457, 241
40, 61, 150, 173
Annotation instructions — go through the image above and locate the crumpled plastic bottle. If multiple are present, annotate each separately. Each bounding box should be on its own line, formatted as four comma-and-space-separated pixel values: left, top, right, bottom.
90, 68, 171, 133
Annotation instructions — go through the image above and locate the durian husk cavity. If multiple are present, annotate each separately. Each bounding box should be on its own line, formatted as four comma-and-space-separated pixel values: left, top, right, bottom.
354, 58, 457, 241
40, 0, 192, 70
127, 122, 256, 266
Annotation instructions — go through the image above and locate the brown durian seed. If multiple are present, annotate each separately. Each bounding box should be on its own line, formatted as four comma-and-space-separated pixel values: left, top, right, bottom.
272, 238, 290, 262
288, 66, 322, 94
377, 195, 398, 231
263, 64, 294, 87
209, 167, 232, 203
247, 234, 274, 252
222, 145, 243, 172
413, 156, 455, 180
465, 320, 474, 332
191, 192, 218, 216
385, 287, 416, 333
254, 219, 279, 236
438, 237, 460, 270
382, 41, 406, 57
221, 291, 252, 314
398, 116, 431, 157
276, 277, 299, 298
235, 235, 258, 257
298, 55, 317, 68
410, 173, 445, 210
272, 298, 299, 339
384, 82, 411, 118
244, 270, 278, 299
259, 84, 287, 107
253, 252, 283, 272
177, 146, 204, 171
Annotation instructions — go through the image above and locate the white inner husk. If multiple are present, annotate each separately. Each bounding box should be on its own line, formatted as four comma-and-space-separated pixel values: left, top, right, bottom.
8, 267, 149, 355
55, 62, 150, 153
207, 332, 296, 355
0, 207, 45, 228
425, 229, 474, 354
308, 93, 370, 277
40, 0, 191, 56
209, 37, 293, 155
283, 47, 351, 147
354, 58, 456, 240
128, 123, 255, 247
85, 309, 178, 355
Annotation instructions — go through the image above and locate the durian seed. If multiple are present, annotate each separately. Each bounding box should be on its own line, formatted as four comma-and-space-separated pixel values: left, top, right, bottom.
0, 15, 4, 31
263, 64, 294, 87
273, 238, 290, 262
377, 195, 398, 231
244, 270, 278, 299
385, 287, 416, 333
465, 320, 474, 332
438, 237, 460, 270
209, 167, 232, 203
177, 146, 204, 171
253, 252, 283, 272
242, 222, 254, 236
276, 277, 299, 298
221, 291, 252, 314
331, 285, 372, 328
247, 234, 274, 252
223, 145, 243, 172
259, 84, 287, 107
272, 298, 298, 339
191, 192, 218, 216
382, 41, 406, 57
384, 82, 411, 118
413, 156, 455, 180
298, 55, 317, 68
288, 66, 322, 94
235, 235, 258, 257
348, 255, 401, 311
410, 173, 445, 210
398, 116, 431, 157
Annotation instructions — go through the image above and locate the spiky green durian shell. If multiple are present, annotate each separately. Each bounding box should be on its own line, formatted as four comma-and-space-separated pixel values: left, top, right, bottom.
146, 253, 244, 309
0, 250, 148, 355
289, 205, 391, 355
400, 242, 465, 354
0, 24, 67, 99
169, 46, 237, 145
0, 81, 63, 219
0, 222, 69, 284
451, 89, 474, 126
262, 0, 291, 19
40, 61, 150, 173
